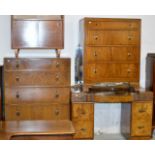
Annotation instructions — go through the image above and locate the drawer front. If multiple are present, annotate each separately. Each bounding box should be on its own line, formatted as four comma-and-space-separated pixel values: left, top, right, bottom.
72, 103, 94, 120
84, 63, 139, 83
86, 30, 139, 45
85, 47, 139, 63
73, 120, 94, 139
86, 21, 140, 30
4, 58, 70, 71
5, 87, 70, 104
5, 104, 70, 121
131, 102, 153, 137
4, 71, 70, 86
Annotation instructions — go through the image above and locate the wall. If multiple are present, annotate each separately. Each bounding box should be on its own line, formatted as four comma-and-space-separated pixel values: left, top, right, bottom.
0, 15, 155, 134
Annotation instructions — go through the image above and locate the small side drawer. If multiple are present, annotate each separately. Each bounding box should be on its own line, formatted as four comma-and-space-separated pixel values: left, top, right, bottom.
131, 102, 153, 137
73, 120, 94, 139
72, 103, 94, 121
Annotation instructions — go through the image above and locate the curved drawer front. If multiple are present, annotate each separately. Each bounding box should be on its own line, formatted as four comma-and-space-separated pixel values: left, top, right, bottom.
5, 87, 70, 104
5, 104, 70, 121
4, 58, 70, 71
4, 71, 70, 86
86, 30, 140, 45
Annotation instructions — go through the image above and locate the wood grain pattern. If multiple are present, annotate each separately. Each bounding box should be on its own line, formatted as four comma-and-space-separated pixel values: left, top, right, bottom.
71, 102, 94, 139
0, 120, 75, 140
11, 15, 64, 49
78, 18, 141, 85
5, 104, 70, 121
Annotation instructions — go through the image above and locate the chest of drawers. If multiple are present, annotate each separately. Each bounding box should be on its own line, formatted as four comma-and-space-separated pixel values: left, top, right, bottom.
4, 58, 71, 121
77, 18, 141, 86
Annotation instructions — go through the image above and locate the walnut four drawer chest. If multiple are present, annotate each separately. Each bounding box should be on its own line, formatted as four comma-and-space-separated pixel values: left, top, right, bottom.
78, 18, 141, 86
4, 58, 71, 121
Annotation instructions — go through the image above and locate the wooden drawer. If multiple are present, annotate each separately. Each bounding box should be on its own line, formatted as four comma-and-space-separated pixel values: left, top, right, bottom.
72, 103, 94, 121
131, 102, 153, 137
85, 46, 139, 63
5, 104, 70, 121
4, 71, 70, 86
84, 63, 139, 83
86, 30, 139, 45
4, 58, 70, 71
73, 120, 94, 139
5, 87, 70, 104
86, 21, 140, 30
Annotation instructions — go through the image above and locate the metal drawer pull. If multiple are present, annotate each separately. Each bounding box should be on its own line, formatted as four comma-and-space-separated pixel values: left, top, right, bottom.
16, 76, 20, 82
16, 63, 19, 68
55, 75, 59, 81
128, 53, 131, 57
93, 69, 97, 74
139, 109, 146, 113
55, 110, 60, 116
94, 51, 97, 57
138, 126, 144, 129
16, 93, 20, 99
16, 111, 20, 116
56, 62, 60, 68
55, 93, 59, 98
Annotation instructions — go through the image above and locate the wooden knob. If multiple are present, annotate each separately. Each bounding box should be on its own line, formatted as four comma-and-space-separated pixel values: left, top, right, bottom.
127, 69, 131, 73
93, 69, 97, 74
128, 36, 132, 40
80, 110, 86, 115
94, 36, 98, 40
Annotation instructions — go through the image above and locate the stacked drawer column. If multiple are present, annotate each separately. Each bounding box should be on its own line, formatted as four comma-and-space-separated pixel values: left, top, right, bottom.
4, 58, 71, 121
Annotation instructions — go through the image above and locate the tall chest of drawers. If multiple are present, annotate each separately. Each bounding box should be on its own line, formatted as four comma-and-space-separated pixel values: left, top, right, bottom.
77, 18, 141, 86
4, 58, 71, 121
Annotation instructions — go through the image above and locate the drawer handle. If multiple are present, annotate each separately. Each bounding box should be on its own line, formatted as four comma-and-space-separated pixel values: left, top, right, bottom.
128, 36, 132, 40
127, 69, 131, 74
16, 111, 20, 116
16, 63, 19, 69
138, 109, 146, 113
80, 128, 86, 132
55, 93, 59, 98
55, 110, 60, 116
94, 51, 97, 57
16, 76, 20, 82
138, 126, 144, 129
55, 75, 59, 81
128, 53, 131, 57
93, 69, 97, 74
94, 36, 98, 40
56, 62, 60, 68
16, 93, 20, 99
88, 21, 92, 24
